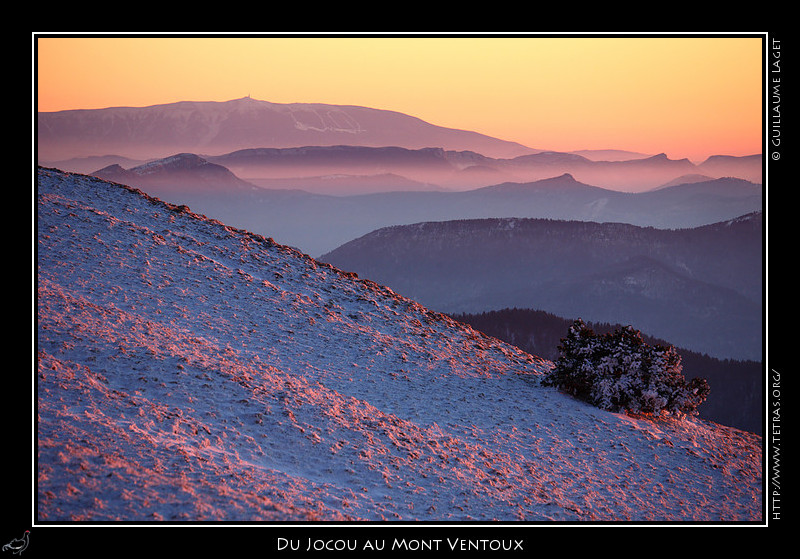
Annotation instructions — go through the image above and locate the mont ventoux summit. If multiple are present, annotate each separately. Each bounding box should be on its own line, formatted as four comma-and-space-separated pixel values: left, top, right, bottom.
35, 96, 764, 524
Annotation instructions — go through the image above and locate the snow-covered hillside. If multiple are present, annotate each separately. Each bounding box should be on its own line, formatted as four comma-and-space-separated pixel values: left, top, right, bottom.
36, 167, 762, 523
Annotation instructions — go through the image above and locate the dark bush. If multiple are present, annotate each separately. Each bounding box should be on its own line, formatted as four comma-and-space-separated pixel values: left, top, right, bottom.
541, 319, 710, 416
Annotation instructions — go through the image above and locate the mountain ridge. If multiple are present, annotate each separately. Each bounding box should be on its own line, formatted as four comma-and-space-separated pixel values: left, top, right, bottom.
37, 97, 762, 190
37, 97, 537, 162
78, 152, 762, 257
65, 145, 762, 193
92, 152, 261, 195
320, 214, 763, 360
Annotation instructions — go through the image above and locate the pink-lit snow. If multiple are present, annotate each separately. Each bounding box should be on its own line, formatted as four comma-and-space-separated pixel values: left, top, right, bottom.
36, 167, 762, 525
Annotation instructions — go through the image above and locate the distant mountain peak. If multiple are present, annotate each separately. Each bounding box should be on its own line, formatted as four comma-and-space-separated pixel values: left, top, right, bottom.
37, 97, 537, 161
644, 153, 690, 164
134, 152, 209, 173
91, 152, 255, 196
511, 172, 587, 189
95, 163, 126, 174
555, 172, 577, 181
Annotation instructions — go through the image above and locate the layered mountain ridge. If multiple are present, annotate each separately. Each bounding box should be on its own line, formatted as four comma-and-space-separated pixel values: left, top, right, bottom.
36, 97, 535, 162
87, 152, 762, 257
320, 214, 763, 361
38, 98, 762, 192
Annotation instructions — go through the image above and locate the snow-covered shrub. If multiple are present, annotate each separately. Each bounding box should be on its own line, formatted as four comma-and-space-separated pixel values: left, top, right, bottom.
541, 319, 710, 416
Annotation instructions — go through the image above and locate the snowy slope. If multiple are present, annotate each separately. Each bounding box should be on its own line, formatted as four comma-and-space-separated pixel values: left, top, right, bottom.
36, 167, 762, 523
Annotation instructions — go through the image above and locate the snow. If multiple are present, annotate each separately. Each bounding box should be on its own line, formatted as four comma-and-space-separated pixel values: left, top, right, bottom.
36, 167, 762, 526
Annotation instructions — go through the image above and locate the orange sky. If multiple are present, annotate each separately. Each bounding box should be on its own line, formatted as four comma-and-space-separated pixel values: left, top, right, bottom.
34, 34, 764, 162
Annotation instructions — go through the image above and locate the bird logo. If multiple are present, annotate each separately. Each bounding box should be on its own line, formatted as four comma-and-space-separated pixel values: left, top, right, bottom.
2, 531, 29, 555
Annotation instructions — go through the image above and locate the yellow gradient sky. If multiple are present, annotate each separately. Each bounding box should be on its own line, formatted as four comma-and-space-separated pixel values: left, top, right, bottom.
35, 34, 764, 162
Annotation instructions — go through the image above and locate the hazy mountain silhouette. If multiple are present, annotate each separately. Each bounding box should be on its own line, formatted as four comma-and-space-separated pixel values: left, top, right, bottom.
37, 97, 536, 162
697, 154, 763, 183
86, 154, 762, 257
93, 152, 260, 196
320, 214, 763, 361
653, 174, 717, 189
246, 173, 442, 196
38, 97, 760, 192
568, 149, 653, 161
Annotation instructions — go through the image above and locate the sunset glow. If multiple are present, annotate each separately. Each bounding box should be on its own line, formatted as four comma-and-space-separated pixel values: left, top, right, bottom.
34, 30, 768, 530
35, 34, 763, 163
